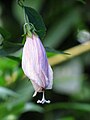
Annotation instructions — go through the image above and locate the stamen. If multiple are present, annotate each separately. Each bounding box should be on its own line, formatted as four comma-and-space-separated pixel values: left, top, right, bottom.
37, 91, 50, 104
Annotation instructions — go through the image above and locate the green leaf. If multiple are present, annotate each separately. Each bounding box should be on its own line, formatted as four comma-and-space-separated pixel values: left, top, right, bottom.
0, 101, 24, 118
23, 103, 44, 113
45, 102, 90, 112
0, 41, 23, 57
1, 115, 17, 120
0, 27, 11, 40
45, 47, 70, 55
0, 87, 18, 99
6, 56, 21, 62
24, 6, 46, 40
59, 116, 75, 120
77, 0, 86, 4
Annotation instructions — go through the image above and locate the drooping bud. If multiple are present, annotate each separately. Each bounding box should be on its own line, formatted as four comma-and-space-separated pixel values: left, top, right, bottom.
22, 34, 53, 104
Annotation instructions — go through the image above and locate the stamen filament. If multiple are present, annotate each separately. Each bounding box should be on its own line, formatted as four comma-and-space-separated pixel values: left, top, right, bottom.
37, 91, 50, 104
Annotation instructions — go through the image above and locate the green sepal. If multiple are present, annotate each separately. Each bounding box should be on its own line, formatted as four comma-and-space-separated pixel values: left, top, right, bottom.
24, 6, 46, 40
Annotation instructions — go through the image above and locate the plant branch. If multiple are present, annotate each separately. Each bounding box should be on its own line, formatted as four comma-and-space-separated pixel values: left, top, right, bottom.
48, 41, 90, 66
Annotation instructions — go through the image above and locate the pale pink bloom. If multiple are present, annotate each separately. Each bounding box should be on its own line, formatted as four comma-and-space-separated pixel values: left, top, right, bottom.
22, 34, 53, 104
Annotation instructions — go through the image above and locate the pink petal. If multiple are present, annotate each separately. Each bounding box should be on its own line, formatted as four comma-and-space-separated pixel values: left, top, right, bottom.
22, 34, 53, 95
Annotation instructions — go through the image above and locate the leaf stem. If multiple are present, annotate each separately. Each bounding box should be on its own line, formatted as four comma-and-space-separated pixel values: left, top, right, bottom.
23, 8, 27, 24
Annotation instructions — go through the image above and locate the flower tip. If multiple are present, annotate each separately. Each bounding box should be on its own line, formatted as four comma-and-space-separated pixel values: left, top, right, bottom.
33, 91, 37, 97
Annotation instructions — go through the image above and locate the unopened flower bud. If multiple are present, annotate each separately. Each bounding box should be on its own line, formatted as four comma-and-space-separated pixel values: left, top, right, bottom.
22, 34, 53, 104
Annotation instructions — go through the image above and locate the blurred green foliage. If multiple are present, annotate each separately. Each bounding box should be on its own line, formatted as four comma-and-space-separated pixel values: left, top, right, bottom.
0, 0, 90, 120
